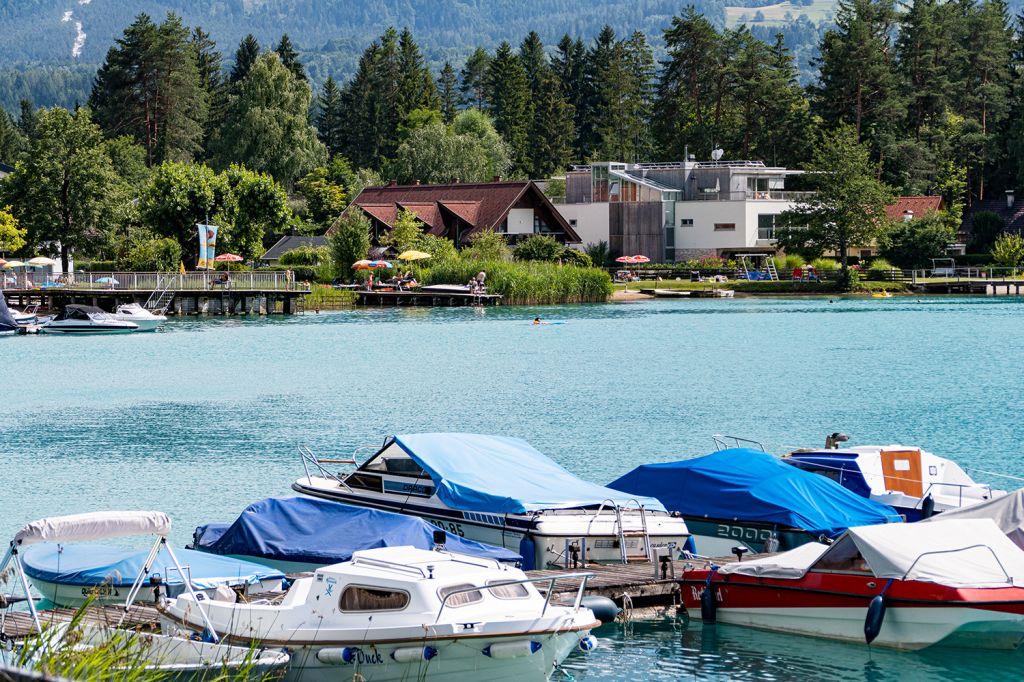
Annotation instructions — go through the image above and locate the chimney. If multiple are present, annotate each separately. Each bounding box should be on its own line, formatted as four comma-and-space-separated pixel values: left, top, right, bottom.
903, 209, 913, 223
1008, 190, 1015, 209
493, 175, 503, 183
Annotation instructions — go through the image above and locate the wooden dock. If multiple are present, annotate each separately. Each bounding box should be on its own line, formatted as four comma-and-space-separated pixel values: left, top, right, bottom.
0, 603, 162, 639
356, 289, 502, 307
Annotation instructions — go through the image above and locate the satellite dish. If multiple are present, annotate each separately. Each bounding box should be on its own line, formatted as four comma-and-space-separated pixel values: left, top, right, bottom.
711, 148, 724, 161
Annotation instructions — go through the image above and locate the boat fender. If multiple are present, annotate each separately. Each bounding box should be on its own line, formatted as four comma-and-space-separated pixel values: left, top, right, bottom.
580, 596, 619, 624
683, 536, 697, 556
578, 635, 598, 652
391, 646, 438, 662
482, 640, 542, 659
701, 566, 720, 625
519, 535, 536, 571
316, 647, 361, 664
921, 494, 935, 519
864, 579, 893, 644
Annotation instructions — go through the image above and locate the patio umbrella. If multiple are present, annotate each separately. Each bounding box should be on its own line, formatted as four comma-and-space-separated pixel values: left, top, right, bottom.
96, 277, 119, 285
352, 260, 393, 270
397, 250, 431, 261
27, 257, 57, 266
2, 260, 25, 269
631, 255, 651, 264
614, 256, 637, 265
214, 253, 243, 262
0, 259, 7, 266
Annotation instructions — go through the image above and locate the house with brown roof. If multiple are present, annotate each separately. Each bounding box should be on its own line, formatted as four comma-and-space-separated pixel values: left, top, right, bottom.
885, 196, 944, 223
329, 179, 581, 247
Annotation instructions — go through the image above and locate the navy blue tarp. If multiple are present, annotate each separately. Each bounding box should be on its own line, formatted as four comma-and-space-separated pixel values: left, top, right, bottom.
22, 544, 283, 589
194, 497, 522, 565
392, 433, 665, 514
609, 448, 902, 538
0, 296, 18, 332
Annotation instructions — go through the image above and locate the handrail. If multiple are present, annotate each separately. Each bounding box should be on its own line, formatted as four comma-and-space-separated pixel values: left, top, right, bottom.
298, 445, 352, 492
712, 435, 766, 452
349, 555, 429, 579
788, 457, 991, 503
434, 573, 593, 623
901, 545, 1011, 584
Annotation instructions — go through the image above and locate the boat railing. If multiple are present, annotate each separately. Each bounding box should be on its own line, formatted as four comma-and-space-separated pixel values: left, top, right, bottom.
902, 545, 1011, 584
712, 434, 766, 452
434, 572, 594, 623
915, 481, 994, 509
349, 555, 430, 578
298, 445, 353, 492
587, 499, 652, 564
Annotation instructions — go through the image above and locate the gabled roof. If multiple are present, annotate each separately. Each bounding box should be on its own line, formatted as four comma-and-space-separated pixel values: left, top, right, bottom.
885, 196, 944, 221
439, 200, 481, 225
260, 235, 328, 261
396, 202, 443, 235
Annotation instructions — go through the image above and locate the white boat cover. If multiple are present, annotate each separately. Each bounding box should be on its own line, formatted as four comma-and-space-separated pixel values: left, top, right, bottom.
13, 511, 171, 546
923, 489, 1024, 550
718, 542, 830, 579
719, 519, 1024, 588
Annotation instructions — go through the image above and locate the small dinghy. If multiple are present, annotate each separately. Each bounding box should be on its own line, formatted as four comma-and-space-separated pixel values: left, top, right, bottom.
193, 496, 522, 573
610, 448, 902, 555
22, 543, 284, 607
681, 519, 1024, 650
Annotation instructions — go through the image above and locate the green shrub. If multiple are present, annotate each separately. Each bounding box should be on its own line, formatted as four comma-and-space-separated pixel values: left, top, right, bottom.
81, 260, 119, 272
329, 211, 371, 278
513, 234, 563, 262
561, 247, 593, 267
462, 228, 512, 262
810, 257, 840, 271
992, 232, 1024, 267
415, 234, 459, 262
279, 245, 329, 266
118, 237, 182, 272
971, 211, 1006, 252
772, 254, 804, 276
420, 259, 611, 304
271, 264, 318, 281
585, 241, 611, 267
868, 258, 894, 271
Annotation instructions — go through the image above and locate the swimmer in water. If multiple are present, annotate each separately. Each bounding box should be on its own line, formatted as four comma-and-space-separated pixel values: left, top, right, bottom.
533, 317, 542, 325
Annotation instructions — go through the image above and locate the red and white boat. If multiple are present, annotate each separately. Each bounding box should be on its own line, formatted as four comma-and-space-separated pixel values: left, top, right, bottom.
681, 519, 1024, 650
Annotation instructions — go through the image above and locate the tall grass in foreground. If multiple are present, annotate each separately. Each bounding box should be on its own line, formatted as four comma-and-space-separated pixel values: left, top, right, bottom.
420, 260, 612, 304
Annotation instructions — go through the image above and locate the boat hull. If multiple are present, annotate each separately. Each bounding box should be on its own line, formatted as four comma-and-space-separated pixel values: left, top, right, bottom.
41, 324, 138, 334
683, 517, 817, 555
112, 317, 164, 332
27, 576, 283, 608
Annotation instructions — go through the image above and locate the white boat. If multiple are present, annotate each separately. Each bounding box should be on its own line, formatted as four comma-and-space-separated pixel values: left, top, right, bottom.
11, 304, 38, 325
785, 439, 1004, 520
112, 302, 166, 331
41, 304, 139, 334
161, 545, 600, 682
293, 434, 691, 569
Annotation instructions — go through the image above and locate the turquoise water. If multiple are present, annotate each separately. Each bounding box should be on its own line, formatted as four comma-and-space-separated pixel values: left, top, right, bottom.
3, 296, 1024, 678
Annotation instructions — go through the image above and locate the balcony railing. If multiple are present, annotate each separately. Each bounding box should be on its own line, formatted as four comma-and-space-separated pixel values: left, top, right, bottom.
0, 270, 304, 292
694, 190, 815, 202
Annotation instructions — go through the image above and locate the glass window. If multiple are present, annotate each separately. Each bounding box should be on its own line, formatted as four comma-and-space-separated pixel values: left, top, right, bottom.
438, 583, 483, 607
340, 586, 410, 611
757, 214, 776, 241
812, 539, 871, 574
679, 219, 694, 227
345, 472, 383, 493
487, 580, 530, 600
714, 223, 736, 231
665, 226, 675, 248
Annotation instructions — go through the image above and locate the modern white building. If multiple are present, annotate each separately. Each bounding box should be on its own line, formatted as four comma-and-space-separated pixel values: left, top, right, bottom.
555, 160, 808, 262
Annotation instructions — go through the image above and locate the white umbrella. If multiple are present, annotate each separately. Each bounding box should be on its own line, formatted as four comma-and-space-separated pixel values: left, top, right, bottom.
27, 257, 57, 266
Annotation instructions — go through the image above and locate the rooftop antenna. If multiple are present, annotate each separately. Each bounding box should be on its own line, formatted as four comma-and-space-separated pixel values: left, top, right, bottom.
711, 148, 724, 162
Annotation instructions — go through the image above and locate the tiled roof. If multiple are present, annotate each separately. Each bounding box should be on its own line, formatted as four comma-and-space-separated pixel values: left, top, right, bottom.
396, 202, 443, 235
885, 196, 944, 221
358, 204, 398, 226
438, 200, 481, 225
260, 235, 328, 261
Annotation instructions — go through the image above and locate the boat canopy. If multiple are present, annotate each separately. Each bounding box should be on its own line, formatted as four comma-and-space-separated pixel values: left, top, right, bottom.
13, 511, 171, 546
194, 496, 523, 564
923, 489, 1024, 549
0, 295, 18, 332
609, 449, 901, 538
391, 433, 666, 514
22, 543, 283, 589
722, 519, 1024, 588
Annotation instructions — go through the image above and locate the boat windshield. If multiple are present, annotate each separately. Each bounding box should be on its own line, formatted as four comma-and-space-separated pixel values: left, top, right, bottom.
810, 536, 871, 574
361, 443, 429, 478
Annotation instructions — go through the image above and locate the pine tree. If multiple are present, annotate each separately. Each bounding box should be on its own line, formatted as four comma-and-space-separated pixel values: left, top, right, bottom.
17, 99, 36, 139
485, 42, 532, 175
519, 31, 548, 93
0, 108, 26, 162
582, 26, 617, 160
459, 48, 490, 108
315, 76, 345, 157
552, 35, 588, 162
621, 31, 656, 162
339, 42, 381, 169
397, 28, 438, 113
231, 34, 260, 84
192, 26, 224, 154
438, 61, 459, 123
275, 34, 306, 82
529, 71, 575, 177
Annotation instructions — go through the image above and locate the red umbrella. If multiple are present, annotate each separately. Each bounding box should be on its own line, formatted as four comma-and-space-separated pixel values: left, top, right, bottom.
214, 253, 243, 262
631, 255, 651, 264
615, 255, 637, 264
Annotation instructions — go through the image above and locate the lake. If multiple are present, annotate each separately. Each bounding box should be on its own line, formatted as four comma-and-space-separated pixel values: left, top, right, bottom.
3, 296, 1023, 679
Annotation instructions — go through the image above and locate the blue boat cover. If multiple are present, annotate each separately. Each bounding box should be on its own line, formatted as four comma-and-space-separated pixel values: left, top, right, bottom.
392, 433, 666, 514
608, 448, 902, 538
22, 544, 283, 589
194, 497, 522, 565
784, 452, 873, 500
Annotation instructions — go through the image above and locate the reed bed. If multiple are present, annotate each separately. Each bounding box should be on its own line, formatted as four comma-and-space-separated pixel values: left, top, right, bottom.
420, 260, 612, 305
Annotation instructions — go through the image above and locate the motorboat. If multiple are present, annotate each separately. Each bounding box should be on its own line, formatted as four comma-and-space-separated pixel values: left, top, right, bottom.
161, 545, 601, 682
193, 496, 522, 573
22, 543, 285, 607
10, 304, 39, 325
0, 295, 19, 336
681, 519, 1024, 650
111, 302, 166, 331
292, 433, 691, 569
923, 488, 1024, 548
784, 439, 1004, 520
610, 448, 901, 556
41, 304, 139, 334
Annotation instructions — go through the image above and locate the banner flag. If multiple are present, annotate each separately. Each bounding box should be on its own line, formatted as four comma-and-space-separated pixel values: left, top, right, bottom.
196, 224, 218, 270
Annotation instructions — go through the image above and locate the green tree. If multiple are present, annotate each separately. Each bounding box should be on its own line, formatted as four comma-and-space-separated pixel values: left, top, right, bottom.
879, 213, 955, 268
119, 235, 182, 271
17, 100, 36, 139
583, 26, 619, 159
279, 245, 328, 265
777, 126, 893, 286
103, 135, 150, 188
415, 234, 459, 261
513, 234, 563, 261
296, 167, 346, 227
315, 76, 345, 157
992, 232, 1024, 266
970, 211, 1006, 252
462, 228, 512, 261
274, 34, 306, 82
192, 26, 225, 152
224, 164, 292, 259
486, 42, 532, 175
329, 210, 371, 278
139, 160, 232, 263
212, 52, 327, 187
552, 35, 588, 162
1, 107, 118, 272
451, 109, 512, 180
459, 48, 490, 108
438, 61, 459, 124
0, 206, 26, 255
529, 72, 575, 177
230, 34, 260, 84
390, 118, 511, 185
0, 109, 25, 163
379, 208, 423, 251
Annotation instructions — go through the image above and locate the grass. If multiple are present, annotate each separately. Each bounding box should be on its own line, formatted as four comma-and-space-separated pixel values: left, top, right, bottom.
615, 278, 909, 294
302, 284, 356, 309
420, 259, 612, 305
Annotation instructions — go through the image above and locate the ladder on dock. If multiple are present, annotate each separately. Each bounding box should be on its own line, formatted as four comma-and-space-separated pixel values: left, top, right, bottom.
595, 499, 653, 564
765, 259, 778, 281
144, 276, 175, 314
